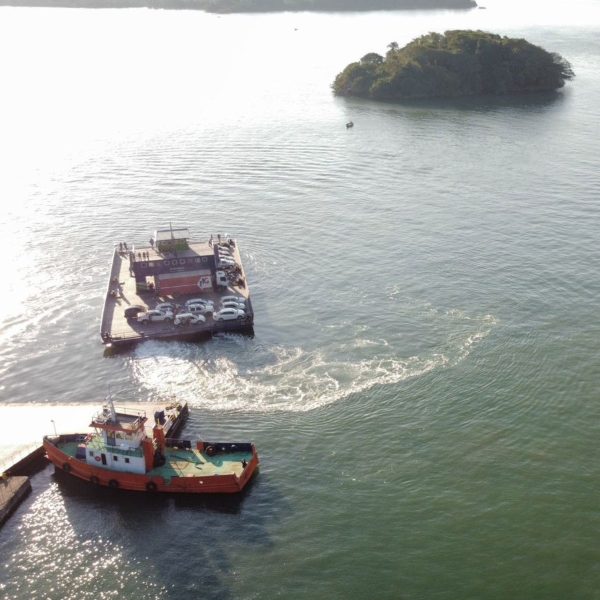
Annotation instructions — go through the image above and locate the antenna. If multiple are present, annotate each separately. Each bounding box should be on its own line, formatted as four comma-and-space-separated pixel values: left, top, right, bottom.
106, 397, 117, 422
106, 385, 117, 422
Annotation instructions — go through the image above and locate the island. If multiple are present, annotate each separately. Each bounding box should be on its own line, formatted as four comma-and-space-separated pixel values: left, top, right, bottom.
0, 0, 478, 11
332, 30, 575, 101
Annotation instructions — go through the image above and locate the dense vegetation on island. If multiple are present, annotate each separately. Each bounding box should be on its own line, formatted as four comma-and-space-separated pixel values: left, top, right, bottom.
333, 30, 575, 101
0, 0, 477, 10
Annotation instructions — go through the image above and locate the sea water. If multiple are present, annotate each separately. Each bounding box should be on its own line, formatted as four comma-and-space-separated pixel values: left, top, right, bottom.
0, 1, 599, 598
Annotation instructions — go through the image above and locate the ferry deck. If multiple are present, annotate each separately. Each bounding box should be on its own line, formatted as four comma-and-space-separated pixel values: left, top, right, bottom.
99, 228, 254, 347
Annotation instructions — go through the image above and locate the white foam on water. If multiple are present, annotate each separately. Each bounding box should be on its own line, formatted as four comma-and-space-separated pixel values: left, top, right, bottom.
129, 308, 496, 413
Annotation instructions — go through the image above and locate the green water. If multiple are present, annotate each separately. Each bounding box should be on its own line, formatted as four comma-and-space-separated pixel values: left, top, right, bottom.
0, 1, 599, 598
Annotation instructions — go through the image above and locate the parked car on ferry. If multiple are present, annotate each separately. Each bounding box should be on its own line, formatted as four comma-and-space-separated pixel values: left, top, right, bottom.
213, 308, 246, 321
215, 271, 229, 287
218, 257, 236, 265
156, 302, 175, 313
174, 313, 206, 326
124, 305, 145, 319
137, 310, 174, 323
184, 298, 214, 307
220, 296, 246, 305
220, 301, 245, 311
187, 304, 214, 316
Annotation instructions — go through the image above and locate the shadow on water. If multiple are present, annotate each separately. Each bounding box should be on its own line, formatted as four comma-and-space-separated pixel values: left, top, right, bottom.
51, 467, 286, 598
338, 89, 565, 116
103, 330, 255, 358
52, 468, 258, 514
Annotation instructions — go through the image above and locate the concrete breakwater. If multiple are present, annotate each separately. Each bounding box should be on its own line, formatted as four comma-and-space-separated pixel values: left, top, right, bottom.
0, 476, 32, 527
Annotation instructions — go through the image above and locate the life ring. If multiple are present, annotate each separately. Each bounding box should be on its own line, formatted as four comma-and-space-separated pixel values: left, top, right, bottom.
108, 479, 119, 489
146, 481, 158, 492
90, 476, 100, 485
205, 445, 216, 457
62, 462, 71, 473
94, 456, 101, 462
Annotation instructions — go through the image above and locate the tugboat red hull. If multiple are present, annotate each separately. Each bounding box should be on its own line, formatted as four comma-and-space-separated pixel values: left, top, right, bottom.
43, 436, 259, 494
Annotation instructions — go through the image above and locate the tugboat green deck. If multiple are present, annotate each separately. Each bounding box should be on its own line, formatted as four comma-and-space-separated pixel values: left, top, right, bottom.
59, 440, 252, 481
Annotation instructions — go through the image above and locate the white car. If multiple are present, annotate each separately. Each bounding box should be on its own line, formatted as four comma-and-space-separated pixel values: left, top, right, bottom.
156, 302, 175, 313
174, 313, 206, 326
187, 303, 214, 315
221, 301, 245, 310
185, 298, 214, 307
218, 261, 236, 270
215, 271, 228, 287
213, 308, 246, 321
137, 310, 174, 323
220, 295, 246, 305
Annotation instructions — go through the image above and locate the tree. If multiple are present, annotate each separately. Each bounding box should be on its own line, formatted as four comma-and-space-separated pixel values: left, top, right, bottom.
361, 52, 384, 65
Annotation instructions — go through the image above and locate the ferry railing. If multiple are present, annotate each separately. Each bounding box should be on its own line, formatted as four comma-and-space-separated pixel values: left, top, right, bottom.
100, 247, 121, 339
92, 406, 146, 423
112, 406, 146, 418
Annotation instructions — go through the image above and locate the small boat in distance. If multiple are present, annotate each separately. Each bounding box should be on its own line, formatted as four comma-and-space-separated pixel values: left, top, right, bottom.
43, 397, 259, 494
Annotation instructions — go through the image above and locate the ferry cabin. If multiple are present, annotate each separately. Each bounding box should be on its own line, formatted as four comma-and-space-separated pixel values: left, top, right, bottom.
131, 227, 234, 296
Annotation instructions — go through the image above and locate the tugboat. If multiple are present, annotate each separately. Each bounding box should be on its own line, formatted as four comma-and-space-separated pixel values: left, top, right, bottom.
43, 397, 259, 494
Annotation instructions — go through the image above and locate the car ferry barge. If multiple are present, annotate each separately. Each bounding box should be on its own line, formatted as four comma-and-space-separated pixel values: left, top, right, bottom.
100, 226, 254, 347
44, 397, 259, 494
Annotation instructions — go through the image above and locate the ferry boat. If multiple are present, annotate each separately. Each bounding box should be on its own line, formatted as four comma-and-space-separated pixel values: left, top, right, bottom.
100, 226, 254, 348
43, 398, 259, 494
